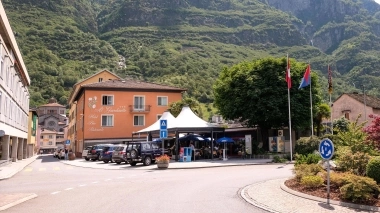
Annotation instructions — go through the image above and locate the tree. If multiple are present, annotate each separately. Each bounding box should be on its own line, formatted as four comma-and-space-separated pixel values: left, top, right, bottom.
333, 116, 350, 133
314, 103, 330, 136
168, 97, 203, 118
213, 57, 322, 144
364, 114, 380, 150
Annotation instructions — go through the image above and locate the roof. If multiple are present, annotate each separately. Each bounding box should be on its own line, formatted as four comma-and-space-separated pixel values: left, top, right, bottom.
73, 69, 122, 87
40, 102, 65, 107
41, 129, 57, 134
137, 111, 176, 133
342, 93, 380, 109
82, 79, 186, 91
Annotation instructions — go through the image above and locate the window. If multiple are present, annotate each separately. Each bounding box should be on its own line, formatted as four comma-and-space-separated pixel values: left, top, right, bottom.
157, 114, 162, 120
48, 141, 52, 145
0, 91, 2, 114
134, 96, 144, 110
101, 115, 113, 126
133, 115, 144, 126
60, 110, 64, 114
40, 142, 43, 146
40, 136, 43, 139
99, 78, 103, 82
157, 96, 168, 106
102, 95, 113, 105
142, 143, 151, 151
49, 135, 53, 139
344, 112, 350, 120
0, 60, 3, 79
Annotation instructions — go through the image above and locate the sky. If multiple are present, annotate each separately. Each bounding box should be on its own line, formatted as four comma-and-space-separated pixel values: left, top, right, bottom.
376, 0, 380, 4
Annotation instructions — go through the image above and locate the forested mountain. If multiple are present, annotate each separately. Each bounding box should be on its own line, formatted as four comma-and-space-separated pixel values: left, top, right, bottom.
3, 0, 380, 107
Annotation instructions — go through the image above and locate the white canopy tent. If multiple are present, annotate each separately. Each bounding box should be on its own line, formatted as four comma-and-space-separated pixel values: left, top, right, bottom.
136, 111, 176, 133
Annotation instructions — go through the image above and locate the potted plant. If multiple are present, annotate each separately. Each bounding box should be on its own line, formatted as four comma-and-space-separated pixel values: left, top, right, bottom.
156, 155, 170, 169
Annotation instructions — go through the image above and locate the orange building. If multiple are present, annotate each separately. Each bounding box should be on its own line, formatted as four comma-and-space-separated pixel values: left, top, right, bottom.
71, 78, 186, 157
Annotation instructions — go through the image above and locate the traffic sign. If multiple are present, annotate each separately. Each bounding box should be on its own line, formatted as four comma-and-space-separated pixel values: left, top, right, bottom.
65, 140, 70, 145
319, 138, 334, 160
160, 130, 168, 139
160, 120, 167, 130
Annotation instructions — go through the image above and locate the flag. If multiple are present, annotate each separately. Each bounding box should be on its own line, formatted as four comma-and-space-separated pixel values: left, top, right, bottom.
299, 64, 311, 89
286, 55, 291, 88
328, 65, 333, 94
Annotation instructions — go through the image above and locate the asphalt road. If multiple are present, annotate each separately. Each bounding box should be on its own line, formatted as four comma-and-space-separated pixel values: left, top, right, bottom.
0, 155, 294, 213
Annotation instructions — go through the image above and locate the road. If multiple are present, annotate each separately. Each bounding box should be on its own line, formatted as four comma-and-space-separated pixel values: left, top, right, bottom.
0, 155, 294, 213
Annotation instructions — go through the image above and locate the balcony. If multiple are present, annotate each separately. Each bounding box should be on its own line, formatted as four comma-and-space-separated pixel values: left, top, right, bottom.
129, 105, 151, 113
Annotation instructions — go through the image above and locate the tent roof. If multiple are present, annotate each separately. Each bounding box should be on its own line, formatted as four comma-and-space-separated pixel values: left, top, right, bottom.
136, 111, 176, 133
168, 106, 224, 133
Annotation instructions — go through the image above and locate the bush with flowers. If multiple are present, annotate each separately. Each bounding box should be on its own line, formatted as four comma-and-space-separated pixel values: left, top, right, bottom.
156, 155, 170, 163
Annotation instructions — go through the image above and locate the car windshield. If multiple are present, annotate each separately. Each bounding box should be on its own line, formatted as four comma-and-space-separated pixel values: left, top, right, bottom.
127, 143, 140, 150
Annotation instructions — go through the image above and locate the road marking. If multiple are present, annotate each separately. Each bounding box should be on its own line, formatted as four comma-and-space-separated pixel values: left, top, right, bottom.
65, 188, 73, 191
51, 191, 61, 195
39, 168, 46, 171
92, 181, 98, 184
66, 166, 73, 170
24, 167, 33, 172
105, 179, 112, 181
117, 177, 125, 179
53, 167, 60, 170
79, 184, 86, 187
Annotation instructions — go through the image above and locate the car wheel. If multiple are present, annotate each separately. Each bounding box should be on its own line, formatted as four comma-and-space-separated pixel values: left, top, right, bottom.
85, 157, 90, 161
116, 162, 121, 164
130, 149, 138, 159
97, 155, 101, 161
130, 162, 137, 166
143, 156, 152, 166
103, 160, 109, 163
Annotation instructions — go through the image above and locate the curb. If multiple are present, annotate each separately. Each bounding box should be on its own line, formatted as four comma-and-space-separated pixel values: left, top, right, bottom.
0, 193, 37, 211
0, 155, 39, 180
60, 160, 273, 170
280, 180, 380, 212
240, 181, 280, 213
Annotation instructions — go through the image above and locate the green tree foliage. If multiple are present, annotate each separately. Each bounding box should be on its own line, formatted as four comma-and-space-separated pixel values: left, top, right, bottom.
213, 57, 322, 138
168, 97, 203, 118
366, 156, 380, 184
314, 103, 331, 136
333, 117, 350, 133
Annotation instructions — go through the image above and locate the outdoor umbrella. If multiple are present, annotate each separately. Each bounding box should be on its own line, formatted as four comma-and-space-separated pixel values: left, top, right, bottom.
178, 134, 205, 142
216, 137, 234, 160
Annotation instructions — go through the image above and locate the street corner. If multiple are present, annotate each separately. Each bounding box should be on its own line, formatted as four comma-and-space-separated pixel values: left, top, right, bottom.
0, 193, 37, 211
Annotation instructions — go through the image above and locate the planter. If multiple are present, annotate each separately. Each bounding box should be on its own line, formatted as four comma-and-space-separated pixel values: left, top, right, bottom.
156, 162, 169, 169
68, 152, 76, 160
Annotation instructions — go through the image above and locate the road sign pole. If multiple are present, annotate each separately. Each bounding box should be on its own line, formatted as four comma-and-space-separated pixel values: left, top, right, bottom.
327, 160, 330, 205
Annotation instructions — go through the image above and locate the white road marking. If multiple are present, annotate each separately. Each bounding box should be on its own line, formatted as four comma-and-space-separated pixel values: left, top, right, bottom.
105, 179, 112, 181
117, 177, 125, 179
65, 188, 73, 191
79, 184, 86, 187
92, 181, 98, 184
51, 191, 61, 195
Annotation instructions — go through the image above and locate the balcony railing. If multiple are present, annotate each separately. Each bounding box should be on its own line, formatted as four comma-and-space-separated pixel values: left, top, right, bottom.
129, 105, 151, 113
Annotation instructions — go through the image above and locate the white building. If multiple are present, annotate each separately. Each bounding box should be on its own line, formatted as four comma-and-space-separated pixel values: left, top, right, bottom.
0, 1, 31, 162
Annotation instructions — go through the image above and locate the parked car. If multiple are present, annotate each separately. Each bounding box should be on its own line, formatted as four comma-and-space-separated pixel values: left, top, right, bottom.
58, 149, 65, 160
112, 145, 129, 164
99, 144, 119, 163
82, 146, 92, 161
125, 141, 162, 166
53, 149, 59, 158
87, 144, 112, 161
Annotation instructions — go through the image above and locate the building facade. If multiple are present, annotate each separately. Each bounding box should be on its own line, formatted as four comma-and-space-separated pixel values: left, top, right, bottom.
39, 129, 58, 154
332, 93, 380, 127
71, 79, 186, 157
0, 1, 31, 162
67, 69, 122, 152
27, 109, 38, 157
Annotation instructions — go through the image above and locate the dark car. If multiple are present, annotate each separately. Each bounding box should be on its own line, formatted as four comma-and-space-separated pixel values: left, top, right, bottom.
126, 141, 162, 166
99, 144, 119, 163
112, 145, 129, 164
88, 144, 113, 161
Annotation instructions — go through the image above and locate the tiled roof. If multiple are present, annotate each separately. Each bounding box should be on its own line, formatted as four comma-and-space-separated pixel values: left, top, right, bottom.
73, 69, 122, 87
41, 129, 57, 134
82, 79, 186, 91
345, 93, 380, 109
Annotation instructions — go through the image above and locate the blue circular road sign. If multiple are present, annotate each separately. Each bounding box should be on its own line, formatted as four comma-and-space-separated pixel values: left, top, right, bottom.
319, 138, 334, 160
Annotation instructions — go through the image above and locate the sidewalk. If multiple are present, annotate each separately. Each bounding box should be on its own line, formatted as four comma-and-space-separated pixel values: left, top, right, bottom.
60, 157, 273, 170
0, 155, 39, 211
241, 179, 379, 213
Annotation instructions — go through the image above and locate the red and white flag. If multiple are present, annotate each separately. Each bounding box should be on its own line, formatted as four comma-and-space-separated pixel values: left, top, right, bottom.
286, 54, 291, 89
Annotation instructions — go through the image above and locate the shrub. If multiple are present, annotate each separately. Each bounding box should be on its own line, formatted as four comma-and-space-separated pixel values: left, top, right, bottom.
336, 147, 370, 176
294, 164, 323, 182
340, 175, 380, 202
301, 175, 324, 188
272, 155, 287, 163
295, 137, 320, 155
155, 155, 170, 163
295, 153, 321, 166
329, 172, 349, 187
366, 156, 380, 184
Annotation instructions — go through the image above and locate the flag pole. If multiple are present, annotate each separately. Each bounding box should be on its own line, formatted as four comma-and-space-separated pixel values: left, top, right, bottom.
328, 64, 333, 135
287, 54, 293, 161
309, 64, 314, 136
